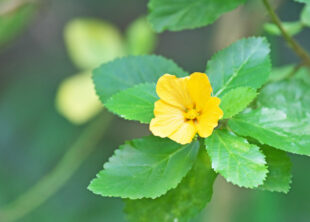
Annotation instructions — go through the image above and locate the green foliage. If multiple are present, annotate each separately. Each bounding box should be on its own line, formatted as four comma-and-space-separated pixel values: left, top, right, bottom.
301, 4, 310, 27
264, 22, 303, 36
228, 108, 310, 156
206, 37, 271, 97
124, 150, 216, 222
258, 80, 310, 119
105, 83, 158, 123
258, 146, 292, 193
125, 17, 157, 55
93, 55, 187, 103
148, 0, 246, 32
0, 4, 35, 47
220, 87, 257, 119
88, 136, 199, 199
64, 18, 124, 70
205, 130, 267, 188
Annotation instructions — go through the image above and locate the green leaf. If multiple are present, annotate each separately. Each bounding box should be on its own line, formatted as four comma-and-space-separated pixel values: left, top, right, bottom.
88, 136, 199, 199
124, 150, 217, 222
0, 3, 35, 47
105, 83, 158, 123
228, 108, 310, 156
264, 21, 303, 36
257, 80, 310, 120
268, 65, 294, 82
294, 67, 310, 86
205, 130, 267, 188
64, 18, 124, 70
93, 55, 188, 103
220, 87, 257, 119
301, 4, 310, 27
206, 37, 271, 97
148, 0, 246, 32
125, 17, 157, 55
295, 0, 310, 3
258, 146, 292, 193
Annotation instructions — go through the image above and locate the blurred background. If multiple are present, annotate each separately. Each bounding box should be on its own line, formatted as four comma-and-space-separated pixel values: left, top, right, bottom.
0, 0, 309, 221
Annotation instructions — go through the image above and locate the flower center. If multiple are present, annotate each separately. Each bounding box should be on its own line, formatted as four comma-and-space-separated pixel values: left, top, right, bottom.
184, 108, 200, 120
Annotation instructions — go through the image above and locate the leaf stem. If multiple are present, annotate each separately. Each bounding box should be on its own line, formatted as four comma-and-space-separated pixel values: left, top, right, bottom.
262, 0, 310, 66
0, 112, 113, 222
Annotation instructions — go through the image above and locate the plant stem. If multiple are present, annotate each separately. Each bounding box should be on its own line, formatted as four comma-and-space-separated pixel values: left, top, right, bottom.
262, 0, 310, 66
0, 112, 113, 222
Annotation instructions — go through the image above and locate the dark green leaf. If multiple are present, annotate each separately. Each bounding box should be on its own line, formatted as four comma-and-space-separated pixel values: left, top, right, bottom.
105, 83, 158, 123
205, 130, 267, 188
258, 146, 292, 193
220, 87, 257, 119
228, 108, 310, 156
206, 37, 271, 97
148, 0, 246, 32
88, 136, 199, 199
124, 150, 216, 222
93, 55, 188, 103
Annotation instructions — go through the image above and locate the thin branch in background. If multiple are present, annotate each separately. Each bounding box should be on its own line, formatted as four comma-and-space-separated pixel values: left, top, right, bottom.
262, 0, 310, 67
0, 112, 113, 222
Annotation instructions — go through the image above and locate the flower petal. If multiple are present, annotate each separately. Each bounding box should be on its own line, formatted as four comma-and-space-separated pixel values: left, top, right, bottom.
169, 121, 197, 144
150, 100, 185, 138
197, 97, 223, 138
187, 72, 212, 111
156, 74, 193, 110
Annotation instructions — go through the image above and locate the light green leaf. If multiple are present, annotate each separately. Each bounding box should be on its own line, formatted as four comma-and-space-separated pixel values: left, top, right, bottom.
148, 0, 246, 32
264, 21, 303, 36
88, 136, 199, 199
295, 0, 310, 3
124, 150, 217, 222
294, 67, 310, 86
268, 65, 294, 82
301, 4, 310, 27
258, 146, 292, 193
64, 18, 124, 70
220, 87, 257, 119
125, 17, 157, 55
258, 80, 310, 120
228, 108, 310, 156
56, 72, 102, 124
93, 55, 188, 103
105, 83, 158, 123
206, 37, 271, 97
205, 130, 267, 188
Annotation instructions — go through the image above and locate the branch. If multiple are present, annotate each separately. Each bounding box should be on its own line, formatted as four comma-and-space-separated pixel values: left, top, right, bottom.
262, 0, 310, 66
0, 112, 113, 222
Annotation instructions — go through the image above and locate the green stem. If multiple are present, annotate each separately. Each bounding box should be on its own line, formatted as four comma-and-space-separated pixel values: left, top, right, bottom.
0, 112, 113, 222
262, 0, 310, 66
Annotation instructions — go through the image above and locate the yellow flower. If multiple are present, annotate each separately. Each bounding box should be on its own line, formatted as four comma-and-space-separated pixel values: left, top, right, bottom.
150, 72, 223, 144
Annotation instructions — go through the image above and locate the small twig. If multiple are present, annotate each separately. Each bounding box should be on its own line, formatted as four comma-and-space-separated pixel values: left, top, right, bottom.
262, 0, 310, 67
0, 112, 113, 222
